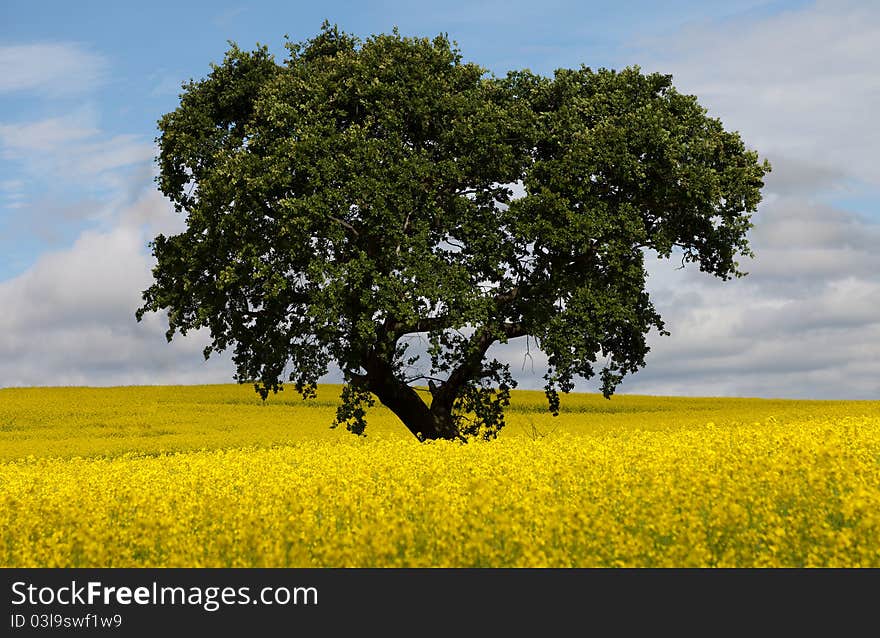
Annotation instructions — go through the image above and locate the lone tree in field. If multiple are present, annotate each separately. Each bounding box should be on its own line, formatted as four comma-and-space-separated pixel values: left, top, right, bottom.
137, 23, 769, 441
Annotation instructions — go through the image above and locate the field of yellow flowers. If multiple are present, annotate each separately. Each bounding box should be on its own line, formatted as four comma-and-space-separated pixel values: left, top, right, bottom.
1, 384, 878, 567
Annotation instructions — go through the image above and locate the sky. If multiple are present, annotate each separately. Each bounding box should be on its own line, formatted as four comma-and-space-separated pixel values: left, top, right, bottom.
0, 0, 878, 399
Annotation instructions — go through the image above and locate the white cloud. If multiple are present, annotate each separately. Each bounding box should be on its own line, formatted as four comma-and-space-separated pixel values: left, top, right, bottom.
0, 111, 155, 192
609, 192, 880, 400
0, 190, 233, 387
634, 0, 880, 187
62, 134, 156, 179
0, 43, 107, 96
0, 179, 25, 191
0, 179, 26, 209
212, 6, 248, 27
0, 46, 152, 243
0, 115, 99, 153
149, 73, 184, 98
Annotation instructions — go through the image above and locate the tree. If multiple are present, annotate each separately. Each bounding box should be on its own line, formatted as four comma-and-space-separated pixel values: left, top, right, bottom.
137, 23, 770, 441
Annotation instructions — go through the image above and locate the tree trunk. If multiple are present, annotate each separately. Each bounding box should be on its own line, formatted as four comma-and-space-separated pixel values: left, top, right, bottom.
367, 373, 456, 440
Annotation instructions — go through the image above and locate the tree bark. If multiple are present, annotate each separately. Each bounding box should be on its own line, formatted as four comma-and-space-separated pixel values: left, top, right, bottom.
361, 351, 456, 440
367, 372, 452, 440
362, 320, 526, 441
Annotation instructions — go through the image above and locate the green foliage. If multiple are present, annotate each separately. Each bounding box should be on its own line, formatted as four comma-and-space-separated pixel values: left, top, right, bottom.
137, 22, 770, 440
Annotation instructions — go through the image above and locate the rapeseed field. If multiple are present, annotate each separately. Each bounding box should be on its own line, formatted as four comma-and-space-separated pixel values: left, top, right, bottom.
1, 385, 878, 567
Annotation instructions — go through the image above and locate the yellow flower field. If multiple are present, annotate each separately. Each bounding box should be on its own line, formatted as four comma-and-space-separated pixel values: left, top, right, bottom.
1, 385, 878, 567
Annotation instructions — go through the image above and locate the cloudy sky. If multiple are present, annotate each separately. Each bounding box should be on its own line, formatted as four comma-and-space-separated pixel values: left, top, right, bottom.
1, 0, 877, 399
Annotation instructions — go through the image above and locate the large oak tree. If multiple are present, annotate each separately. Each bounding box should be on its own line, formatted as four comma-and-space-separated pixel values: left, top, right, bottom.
137, 23, 770, 441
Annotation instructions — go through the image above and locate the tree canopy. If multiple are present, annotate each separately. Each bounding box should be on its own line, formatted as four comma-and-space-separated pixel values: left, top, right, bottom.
137, 23, 770, 441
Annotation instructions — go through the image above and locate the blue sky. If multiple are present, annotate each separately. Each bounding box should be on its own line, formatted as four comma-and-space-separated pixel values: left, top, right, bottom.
1, 0, 878, 398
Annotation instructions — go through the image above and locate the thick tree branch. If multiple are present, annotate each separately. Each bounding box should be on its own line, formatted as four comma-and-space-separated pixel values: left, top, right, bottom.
430, 321, 525, 408
494, 286, 520, 305
388, 287, 524, 338
328, 215, 359, 236
389, 315, 452, 338
395, 211, 411, 257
